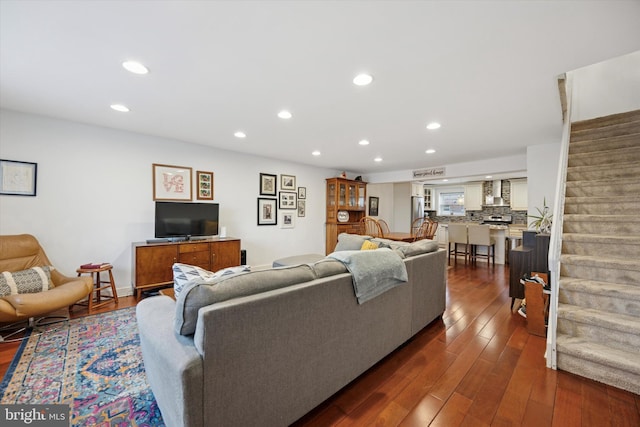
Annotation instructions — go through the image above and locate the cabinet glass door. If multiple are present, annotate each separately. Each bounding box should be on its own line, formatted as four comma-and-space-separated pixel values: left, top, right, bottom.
338, 183, 346, 207
357, 183, 366, 209
327, 182, 336, 207
348, 184, 357, 208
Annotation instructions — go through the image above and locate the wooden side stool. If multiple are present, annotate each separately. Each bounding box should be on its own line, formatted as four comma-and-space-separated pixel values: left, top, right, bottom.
75, 263, 119, 313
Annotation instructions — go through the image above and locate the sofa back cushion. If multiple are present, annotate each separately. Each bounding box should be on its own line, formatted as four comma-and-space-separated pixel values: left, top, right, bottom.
311, 259, 349, 278
399, 239, 439, 257
175, 264, 316, 335
333, 233, 371, 251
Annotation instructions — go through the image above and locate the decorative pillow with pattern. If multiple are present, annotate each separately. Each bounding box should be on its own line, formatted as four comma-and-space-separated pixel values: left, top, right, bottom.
0, 266, 53, 297
172, 263, 251, 298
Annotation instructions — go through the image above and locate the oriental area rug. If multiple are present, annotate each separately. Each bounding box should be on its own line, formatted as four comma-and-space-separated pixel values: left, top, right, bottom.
0, 307, 165, 426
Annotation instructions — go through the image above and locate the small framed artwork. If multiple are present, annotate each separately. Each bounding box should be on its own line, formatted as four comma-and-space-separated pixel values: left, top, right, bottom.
297, 186, 306, 199
260, 173, 277, 196
369, 196, 379, 216
279, 191, 297, 209
257, 197, 277, 226
280, 211, 295, 229
153, 163, 192, 201
0, 159, 37, 196
281, 174, 296, 191
196, 170, 214, 200
297, 200, 306, 217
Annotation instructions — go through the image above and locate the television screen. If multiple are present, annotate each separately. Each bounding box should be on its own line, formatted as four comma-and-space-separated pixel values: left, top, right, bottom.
155, 201, 219, 238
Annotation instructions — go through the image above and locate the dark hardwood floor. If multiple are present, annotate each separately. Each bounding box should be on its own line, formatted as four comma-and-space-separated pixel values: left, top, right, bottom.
1, 262, 639, 426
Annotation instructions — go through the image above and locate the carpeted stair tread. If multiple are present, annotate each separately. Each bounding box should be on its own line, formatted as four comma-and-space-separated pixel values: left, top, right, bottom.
565, 178, 640, 197
559, 277, 640, 316
556, 336, 640, 395
568, 145, 640, 167
562, 233, 640, 258
562, 214, 640, 235
558, 304, 640, 336
570, 120, 640, 143
566, 161, 640, 181
570, 110, 640, 132
560, 254, 640, 286
564, 196, 640, 215
569, 133, 640, 155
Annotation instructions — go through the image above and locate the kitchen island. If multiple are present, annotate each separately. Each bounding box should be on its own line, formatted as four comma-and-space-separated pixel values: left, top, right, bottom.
436, 223, 509, 265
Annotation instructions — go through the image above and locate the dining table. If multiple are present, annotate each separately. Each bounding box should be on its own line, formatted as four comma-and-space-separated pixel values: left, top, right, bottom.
383, 232, 415, 242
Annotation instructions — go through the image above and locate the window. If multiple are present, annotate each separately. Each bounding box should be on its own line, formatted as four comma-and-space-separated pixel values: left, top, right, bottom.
439, 191, 465, 216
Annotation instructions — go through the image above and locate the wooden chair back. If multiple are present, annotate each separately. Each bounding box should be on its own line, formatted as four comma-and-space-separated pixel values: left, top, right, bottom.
360, 217, 384, 238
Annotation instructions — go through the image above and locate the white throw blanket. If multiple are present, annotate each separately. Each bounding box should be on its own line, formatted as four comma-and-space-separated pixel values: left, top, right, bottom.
328, 248, 408, 304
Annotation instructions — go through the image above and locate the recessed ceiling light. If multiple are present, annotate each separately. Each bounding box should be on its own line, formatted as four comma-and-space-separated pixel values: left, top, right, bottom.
443, 179, 449, 182
234, 131, 246, 138
374, 157, 382, 162
426, 122, 441, 130
486, 175, 493, 179
312, 150, 321, 156
359, 139, 370, 146
278, 110, 292, 119
110, 104, 130, 112
122, 61, 149, 75
353, 73, 373, 86
425, 149, 436, 154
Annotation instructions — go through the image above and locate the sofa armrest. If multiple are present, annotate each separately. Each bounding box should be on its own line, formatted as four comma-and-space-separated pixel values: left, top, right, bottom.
136, 296, 203, 427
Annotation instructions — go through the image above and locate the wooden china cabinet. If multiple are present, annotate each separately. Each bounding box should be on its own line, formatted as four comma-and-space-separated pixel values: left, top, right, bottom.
325, 177, 367, 254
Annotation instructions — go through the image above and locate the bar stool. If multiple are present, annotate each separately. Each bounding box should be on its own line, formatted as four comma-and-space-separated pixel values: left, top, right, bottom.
75, 263, 119, 313
468, 224, 496, 266
448, 223, 469, 265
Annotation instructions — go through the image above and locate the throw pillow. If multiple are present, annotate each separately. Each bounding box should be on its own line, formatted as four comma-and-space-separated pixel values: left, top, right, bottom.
0, 266, 53, 297
360, 240, 379, 250
334, 233, 371, 251
172, 263, 251, 299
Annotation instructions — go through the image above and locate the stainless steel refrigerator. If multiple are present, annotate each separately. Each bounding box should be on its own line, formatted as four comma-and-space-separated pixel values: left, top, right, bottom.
411, 196, 424, 227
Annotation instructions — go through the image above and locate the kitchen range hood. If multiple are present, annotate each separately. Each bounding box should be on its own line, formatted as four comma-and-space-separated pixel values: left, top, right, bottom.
483, 180, 510, 207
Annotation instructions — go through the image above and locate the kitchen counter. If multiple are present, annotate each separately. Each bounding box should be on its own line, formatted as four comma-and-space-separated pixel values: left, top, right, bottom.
436, 222, 516, 265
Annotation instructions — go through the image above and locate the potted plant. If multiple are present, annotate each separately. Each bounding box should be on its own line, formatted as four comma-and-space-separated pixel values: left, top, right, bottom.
529, 198, 553, 234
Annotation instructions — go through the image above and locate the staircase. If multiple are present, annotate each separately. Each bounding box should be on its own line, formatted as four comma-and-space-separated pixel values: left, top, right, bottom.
556, 109, 640, 395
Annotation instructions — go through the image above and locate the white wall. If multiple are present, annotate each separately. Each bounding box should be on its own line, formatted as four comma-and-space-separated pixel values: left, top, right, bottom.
0, 110, 334, 295
366, 183, 394, 223
571, 50, 640, 121
526, 142, 561, 227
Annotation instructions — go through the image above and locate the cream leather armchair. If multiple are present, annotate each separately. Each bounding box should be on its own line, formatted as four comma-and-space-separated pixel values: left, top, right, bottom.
0, 234, 93, 326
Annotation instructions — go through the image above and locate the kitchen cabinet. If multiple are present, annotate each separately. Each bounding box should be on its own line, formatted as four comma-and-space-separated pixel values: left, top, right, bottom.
411, 183, 423, 197
510, 179, 528, 211
326, 177, 367, 253
424, 187, 433, 210
464, 183, 483, 211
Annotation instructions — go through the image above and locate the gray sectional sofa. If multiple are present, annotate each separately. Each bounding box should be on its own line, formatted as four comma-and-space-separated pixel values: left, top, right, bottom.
136, 234, 447, 427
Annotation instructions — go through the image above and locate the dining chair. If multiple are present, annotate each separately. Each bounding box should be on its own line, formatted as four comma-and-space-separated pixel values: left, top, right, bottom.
360, 216, 384, 238
467, 224, 496, 266
377, 219, 391, 237
413, 219, 438, 242
447, 223, 469, 265
411, 217, 425, 237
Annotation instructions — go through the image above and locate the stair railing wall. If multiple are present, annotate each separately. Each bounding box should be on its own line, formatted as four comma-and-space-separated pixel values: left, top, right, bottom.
546, 72, 573, 369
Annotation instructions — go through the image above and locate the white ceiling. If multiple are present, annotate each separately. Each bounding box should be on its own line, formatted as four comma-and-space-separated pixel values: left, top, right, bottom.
2, 1, 639, 176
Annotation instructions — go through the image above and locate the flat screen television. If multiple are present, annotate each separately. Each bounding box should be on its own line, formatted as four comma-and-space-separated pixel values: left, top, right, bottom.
155, 201, 219, 239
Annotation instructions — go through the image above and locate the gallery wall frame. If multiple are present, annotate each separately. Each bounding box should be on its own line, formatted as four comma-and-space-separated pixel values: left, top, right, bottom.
257, 197, 277, 226
297, 200, 306, 217
196, 170, 214, 200
153, 163, 192, 201
279, 191, 297, 210
280, 174, 296, 191
280, 211, 295, 229
0, 159, 37, 196
260, 173, 277, 196
297, 186, 306, 199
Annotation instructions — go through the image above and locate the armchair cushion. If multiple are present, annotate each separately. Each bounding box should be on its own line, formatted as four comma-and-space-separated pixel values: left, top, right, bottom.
0, 266, 52, 297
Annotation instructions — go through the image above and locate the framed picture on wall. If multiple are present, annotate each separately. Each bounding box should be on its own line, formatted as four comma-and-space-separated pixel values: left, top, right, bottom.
196, 170, 214, 200
297, 200, 306, 217
153, 163, 192, 201
0, 159, 37, 196
280, 174, 296, 191
257, 197, 277, 225
279, 191, 297, 209
260, 173, 277, 196
369, 196, 379, 216
280, 211, 295, 229
297, 186, 306, 199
